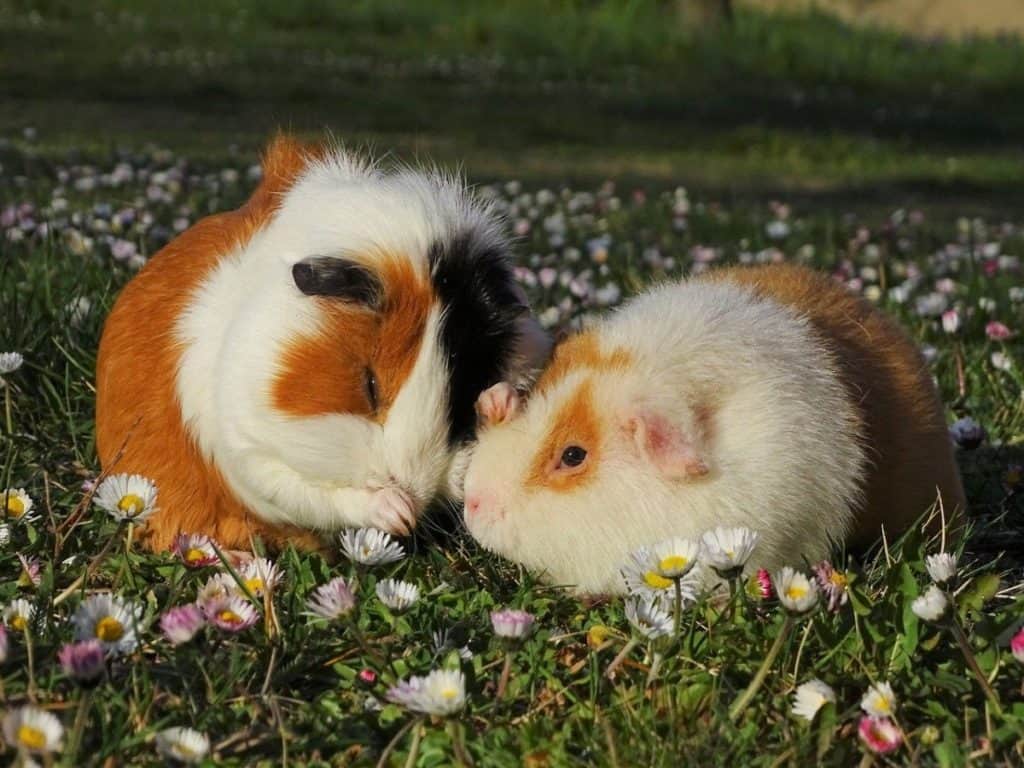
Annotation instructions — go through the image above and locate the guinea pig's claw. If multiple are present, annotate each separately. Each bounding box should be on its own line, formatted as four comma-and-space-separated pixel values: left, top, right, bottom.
369, 486, 418, 537
476, 382, 520, 426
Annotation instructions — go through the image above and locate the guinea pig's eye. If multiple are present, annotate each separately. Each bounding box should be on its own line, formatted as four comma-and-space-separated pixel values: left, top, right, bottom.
364, 367, 379, 412
559, 446, 588, 468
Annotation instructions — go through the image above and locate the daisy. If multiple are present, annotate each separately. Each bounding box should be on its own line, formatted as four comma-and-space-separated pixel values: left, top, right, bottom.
201, 594, 259, 632
386, 669, 466, 716
0, 352, 23, 375
700, 527, 759, 577
172, 533, 218, 568
93, 474, 158, 523
339, 528, 405, 566
911, 585, 949, 623
1010, 628, 1024, 663
58, 640, 106, 684
624, 595, 673, 639
491, 609, 535, 640
375, 578, 420, 612
305, 577, 356, 620
774, 567, 819, 614
791, 679, 836, 722
621, 547, 700, 601
239, 557, 281, 597
940, 309, 960, 334
2, 706, 63, 755
985, 321, 1013, 341
196, 572, 237, 603
747, 568, 773, 600
812, 561, 849, 612
648, 536, 700, 579
861, 682, 897, 718
72, 593, 143, 655
925, 552, 957, 585
858, 716, 902, 755
160, 604, 206, 645
2, 488, 36, 523
155, 726, 210, 764
4, 598, 36, 631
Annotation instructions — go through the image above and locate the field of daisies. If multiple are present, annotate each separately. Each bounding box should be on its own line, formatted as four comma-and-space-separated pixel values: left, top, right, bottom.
1, 131, 1023, 767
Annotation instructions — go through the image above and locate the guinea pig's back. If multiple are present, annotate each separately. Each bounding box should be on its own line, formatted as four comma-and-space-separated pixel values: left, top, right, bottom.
703, 264, 965, 546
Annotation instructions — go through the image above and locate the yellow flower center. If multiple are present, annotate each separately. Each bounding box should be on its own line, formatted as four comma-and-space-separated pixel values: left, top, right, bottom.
17, 724, 46, 750
117, 494, 145, 516
5, 496, 25, 517
785, 585, 807, 601
643, 571, 673, 590
184, 548, 207, 564
11, 615, 28, 631
244, 577, 264, 594
658, 555, 689, 573
875, 696, 891, 714
828, 571, 847, 588
441, 687, 458, 700
218, 609, 242, 625
587, 625, 611, 649
95, 616, 125, 642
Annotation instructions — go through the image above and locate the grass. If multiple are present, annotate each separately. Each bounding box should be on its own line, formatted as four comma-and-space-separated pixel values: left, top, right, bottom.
0, 136, 1023, 766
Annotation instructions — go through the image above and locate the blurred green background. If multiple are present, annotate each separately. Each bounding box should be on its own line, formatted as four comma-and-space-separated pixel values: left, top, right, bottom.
3, 0, 1024, 200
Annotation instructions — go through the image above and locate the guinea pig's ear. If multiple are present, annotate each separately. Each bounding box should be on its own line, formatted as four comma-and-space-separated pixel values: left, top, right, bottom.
624, 409, 709, 480
292, 257, 382, 307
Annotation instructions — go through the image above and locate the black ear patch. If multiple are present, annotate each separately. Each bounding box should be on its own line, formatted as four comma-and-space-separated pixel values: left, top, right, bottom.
292, 257, 382, 306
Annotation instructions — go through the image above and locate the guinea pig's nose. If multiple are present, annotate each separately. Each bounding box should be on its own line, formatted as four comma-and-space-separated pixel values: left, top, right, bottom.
465, 494, 483, 518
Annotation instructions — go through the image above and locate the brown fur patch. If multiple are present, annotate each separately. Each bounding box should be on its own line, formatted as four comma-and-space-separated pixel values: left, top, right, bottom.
535, 332, 632, 394
271, 257, 431, 421
526, 380, 603, 492
96, 133, 332, 552
702, 264, 966, 545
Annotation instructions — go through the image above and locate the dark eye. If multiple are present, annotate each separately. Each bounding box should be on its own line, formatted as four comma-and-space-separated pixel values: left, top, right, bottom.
364, 367, 378, 411
560, 446, 587, 468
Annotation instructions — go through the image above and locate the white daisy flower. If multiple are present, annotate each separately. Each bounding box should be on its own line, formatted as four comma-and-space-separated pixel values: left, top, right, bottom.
2, 705, 63, 754
375, 578, 420, 612
624, 594, 673, 639
155, 726, 210, 764
201, 594, 259, 633
621, 547, 701, 601
925, 553, 958, 585
700, 526, 760, 576
196, 572, 237, 603
861, 681, 897, 718
93, 474, 158, 523
172, 533, 219, 568
2, 488, 36, 523
791, 679, 836, 722
0, 352, 24, 375
911, 585, 949, 623
239, 557, 281, 597
774, 567, 819, 614
648, 537, 700, 579
490, 609, 536, 640
339, 528, 405, 566
4, 598, 36, 631
306, 577, 356, 620
386, 669, 466, 716
71, 593, 143, 655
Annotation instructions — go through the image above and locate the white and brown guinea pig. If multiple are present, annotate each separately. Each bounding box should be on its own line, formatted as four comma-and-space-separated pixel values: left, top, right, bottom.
464, 264, 966, 594
95, 135, 551, 552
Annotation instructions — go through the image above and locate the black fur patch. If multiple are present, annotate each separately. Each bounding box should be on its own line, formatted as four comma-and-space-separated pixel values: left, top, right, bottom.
292, 257, 382, 307
429, 232, 524, 444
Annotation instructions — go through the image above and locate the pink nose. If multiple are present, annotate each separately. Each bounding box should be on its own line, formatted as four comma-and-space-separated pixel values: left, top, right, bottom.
465, 495, 483, 518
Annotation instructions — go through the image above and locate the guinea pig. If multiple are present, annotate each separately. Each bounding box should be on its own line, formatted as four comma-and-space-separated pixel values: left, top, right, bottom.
463, 264, 965, 594
95, 134, 551, 552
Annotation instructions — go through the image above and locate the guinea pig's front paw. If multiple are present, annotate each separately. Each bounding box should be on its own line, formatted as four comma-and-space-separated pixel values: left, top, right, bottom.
368, 486, 418, 537
476, 382, 520, 426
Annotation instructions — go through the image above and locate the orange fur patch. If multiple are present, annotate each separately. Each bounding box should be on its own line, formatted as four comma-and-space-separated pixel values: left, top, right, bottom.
535, 332, 631, 395
702, 264, 966, 545
96, 133, 331, 552
526, 380, 602, 492
271, 257, 431, 421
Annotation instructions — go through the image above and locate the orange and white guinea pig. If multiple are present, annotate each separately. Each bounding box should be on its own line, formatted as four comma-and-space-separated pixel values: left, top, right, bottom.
95, 135, 551, 552
464, 264, 965, 594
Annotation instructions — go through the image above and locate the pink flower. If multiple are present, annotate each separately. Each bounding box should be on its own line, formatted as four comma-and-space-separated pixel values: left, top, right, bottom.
201, 594, 259, 633
160, 604, 206, 645
858, 716, 903, 755
986, 321, 1012, 341
17, 555, 41, 587
756, 568, 773, 599
1010, 628, 1024, 663
812, 561, 849, 612
172, 533, 219, 568
359, 668, 377, 685
58, 640, 106, 684
490, 609, 536, 640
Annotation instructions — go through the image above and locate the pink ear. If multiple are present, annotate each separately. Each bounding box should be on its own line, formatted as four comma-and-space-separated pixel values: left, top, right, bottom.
625, 410, 709, 479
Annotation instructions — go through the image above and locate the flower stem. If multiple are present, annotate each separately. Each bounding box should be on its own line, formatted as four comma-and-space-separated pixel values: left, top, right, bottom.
4, 383, 12, 435
729, 614, 794, 721
447, 719, 474, 767
646, 649, 664, 687
62, 688, 92, 767
403, 720, 423, 768
23, 625, 36, 702
949, 617, 1002, 714
605, 638, 639, 679
672, 578, 683, 639
496, 651, 513, 700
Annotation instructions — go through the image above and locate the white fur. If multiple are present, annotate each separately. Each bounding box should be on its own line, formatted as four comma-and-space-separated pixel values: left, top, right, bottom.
174, 148, 541, 534
464, 279, 867, 594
